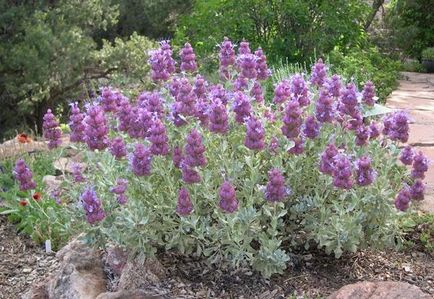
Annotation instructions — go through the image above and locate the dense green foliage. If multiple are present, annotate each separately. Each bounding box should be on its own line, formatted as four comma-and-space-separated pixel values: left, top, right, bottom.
0, 1, 154, 140
175, 0, 370, 63
385, 0, 434, 59
422, 48, 434, 61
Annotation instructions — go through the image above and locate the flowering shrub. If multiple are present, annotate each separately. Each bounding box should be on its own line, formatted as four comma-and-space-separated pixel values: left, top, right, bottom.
8, 39, 429, 277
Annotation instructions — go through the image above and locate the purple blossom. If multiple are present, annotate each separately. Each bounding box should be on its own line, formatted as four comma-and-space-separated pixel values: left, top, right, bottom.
395, 186, 411, 211
130, 144, 152, 176
184, 129, 207, 167
238, 40, 251, 55
110, 178, 128, 205
148, 117, 170, 156
195, 98, 210, 127
323, 75, 342, 97
332, 154, 353, 189
172, 146, 184, 169
265, 169, 289, 202
72, 163, 85, 183
244, 116, 265, 151
355, 125, 370, 146
148, 40, 176, 82
281, 100, 303, 139
287, 137, 305, 155
181, 165, 201, 184
383, 111, 409, 143
100, 87, 120, 112
315, 89, 335, 123
236, 54, 257, 79
319, 144, 338, 175
411, 151, 429, 179
362, 81, 376, 106
369, 122, 381, 140
193, 75, 208, 99
339, 83, 359, 117
80, 187, 105, 224
117, 97, 133, 132
268, 136, 280, 155
128, 107, 152, 139
109, 137, 127, 159
347, 110, 364, 131
250, 81, 264, 103
176, 188, 193, 216
410, 180, 425, 201
84, 103, 109, 151
137, 91, 165, 118
180, 42, 197, 72
209, 84, 229, 105
273, 80, 291, 105
400, 145, 414, 165
232, 91, 252, 124
303, 115, 321, 139
13, 159, 36, 191
355, 156, 375, 186
168, 77, 182, 98
290, 74, 310, 107
69, 102, 86, 143
310, 58, 327, 87
219, 181, 238, 213
43, 109, 62, 150
255, 48, 271, 80
219, 37, 236, 80
175, 78, 197, 117
233, 75, 249, 91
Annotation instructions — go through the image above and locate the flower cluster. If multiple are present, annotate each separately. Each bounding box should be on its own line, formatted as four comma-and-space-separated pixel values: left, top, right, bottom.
13, 159, 36, 191
43, 109, 62, 149
148, 40, 176, 82
245, 117, 265, 150
84, 103, 109, 150
130, 144, 152, 176
265, 169, 289, 202
383, 111, 409, 143
110, 179, 128, 205
176, 188, 193, 216
180, 43, 197, 73
219, 181, 238, 213
80, 188, 105, 224
69, 103, 86, 143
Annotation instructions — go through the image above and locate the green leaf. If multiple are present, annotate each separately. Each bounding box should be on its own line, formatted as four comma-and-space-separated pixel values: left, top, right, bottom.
363, 104, 393, 117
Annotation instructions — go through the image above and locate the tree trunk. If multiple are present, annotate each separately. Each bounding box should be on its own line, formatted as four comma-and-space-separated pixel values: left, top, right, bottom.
364, 0, 385, 31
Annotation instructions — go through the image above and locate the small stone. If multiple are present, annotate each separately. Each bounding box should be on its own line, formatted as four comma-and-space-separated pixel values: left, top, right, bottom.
22, 268, 32, 274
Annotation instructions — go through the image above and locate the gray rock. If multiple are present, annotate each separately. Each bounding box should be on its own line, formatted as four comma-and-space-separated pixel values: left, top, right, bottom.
117, 257, 166, 291
96, 289, 164, 299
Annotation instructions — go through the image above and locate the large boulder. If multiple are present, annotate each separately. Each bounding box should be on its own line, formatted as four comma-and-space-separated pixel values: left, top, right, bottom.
328, 281, 431, 299
96, 289, 164, 299
117, 257, 166, 290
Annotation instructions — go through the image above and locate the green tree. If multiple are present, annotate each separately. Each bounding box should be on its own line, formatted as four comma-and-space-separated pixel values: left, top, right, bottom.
175, 0, 370, 63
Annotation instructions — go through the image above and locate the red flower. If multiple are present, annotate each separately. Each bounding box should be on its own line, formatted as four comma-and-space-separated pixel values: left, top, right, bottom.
32, 192, 42, 201
19, 200, 28, 207
17, 133, 32, 144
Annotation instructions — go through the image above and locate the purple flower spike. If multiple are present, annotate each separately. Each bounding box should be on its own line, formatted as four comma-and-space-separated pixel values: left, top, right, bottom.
245, 116, 265, 151
219, 181, 238, 213
369, 122, 381, 140
315, 89, 335, 123
340, 83, 359, 117
80, 187, 105, 224
250, 81, 264, 103
310, 58, 327, 87
148, 40, 176, 82
209, 84, 229, 105
209, 99, 229, 134
172, 146, 184, 169
362, 81, 376, 106
176, 188, 193, 216
233, 75, 249, 91
400, 146, 414, 165
265, 169, 289, 202
43, 109, 62, 150
180, 42, 197, 73
184, 129, 207, 167
332, 154, 353, 189
232, 91, 252, 124
195, 98, 210, 127
84, 103, 109, 151
148, 117, 170, 156
110, 178, 128, 205
383, 111, 409, 143
395, 187, 411, 211
130, 144, 152, 176
117, 97, 133, 132
193, 75, 208, 100
238, 40, 251, 55
303, 115, 321, 139
181, 165, 201, 184
281, 100, 303, 139
237, 54, 257, 79
273, 80, 291, 105
323, 74, 342, 97
255, 48, 271, 80
355, 125, 370, 146
137, 91, 165, 118
100, 87, 119, 112
13, 159, 36, 191
268, 136, 280, 155
412, 151, 429, 179
72, 163, 85, 183
219, 37, 236, 80
319, 144, 338, 175
109, 137, 127, 159
410, 179, 425, 201
287, 137, 305, 155
69, 103, 86, 143
128, 107, 153, 139
290, 74, 310, 107
175, 78, 197, 117
355, 156, 375, 186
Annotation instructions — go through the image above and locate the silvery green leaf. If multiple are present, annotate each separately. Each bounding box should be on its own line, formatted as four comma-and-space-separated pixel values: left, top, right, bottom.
363, 104, 393, 117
